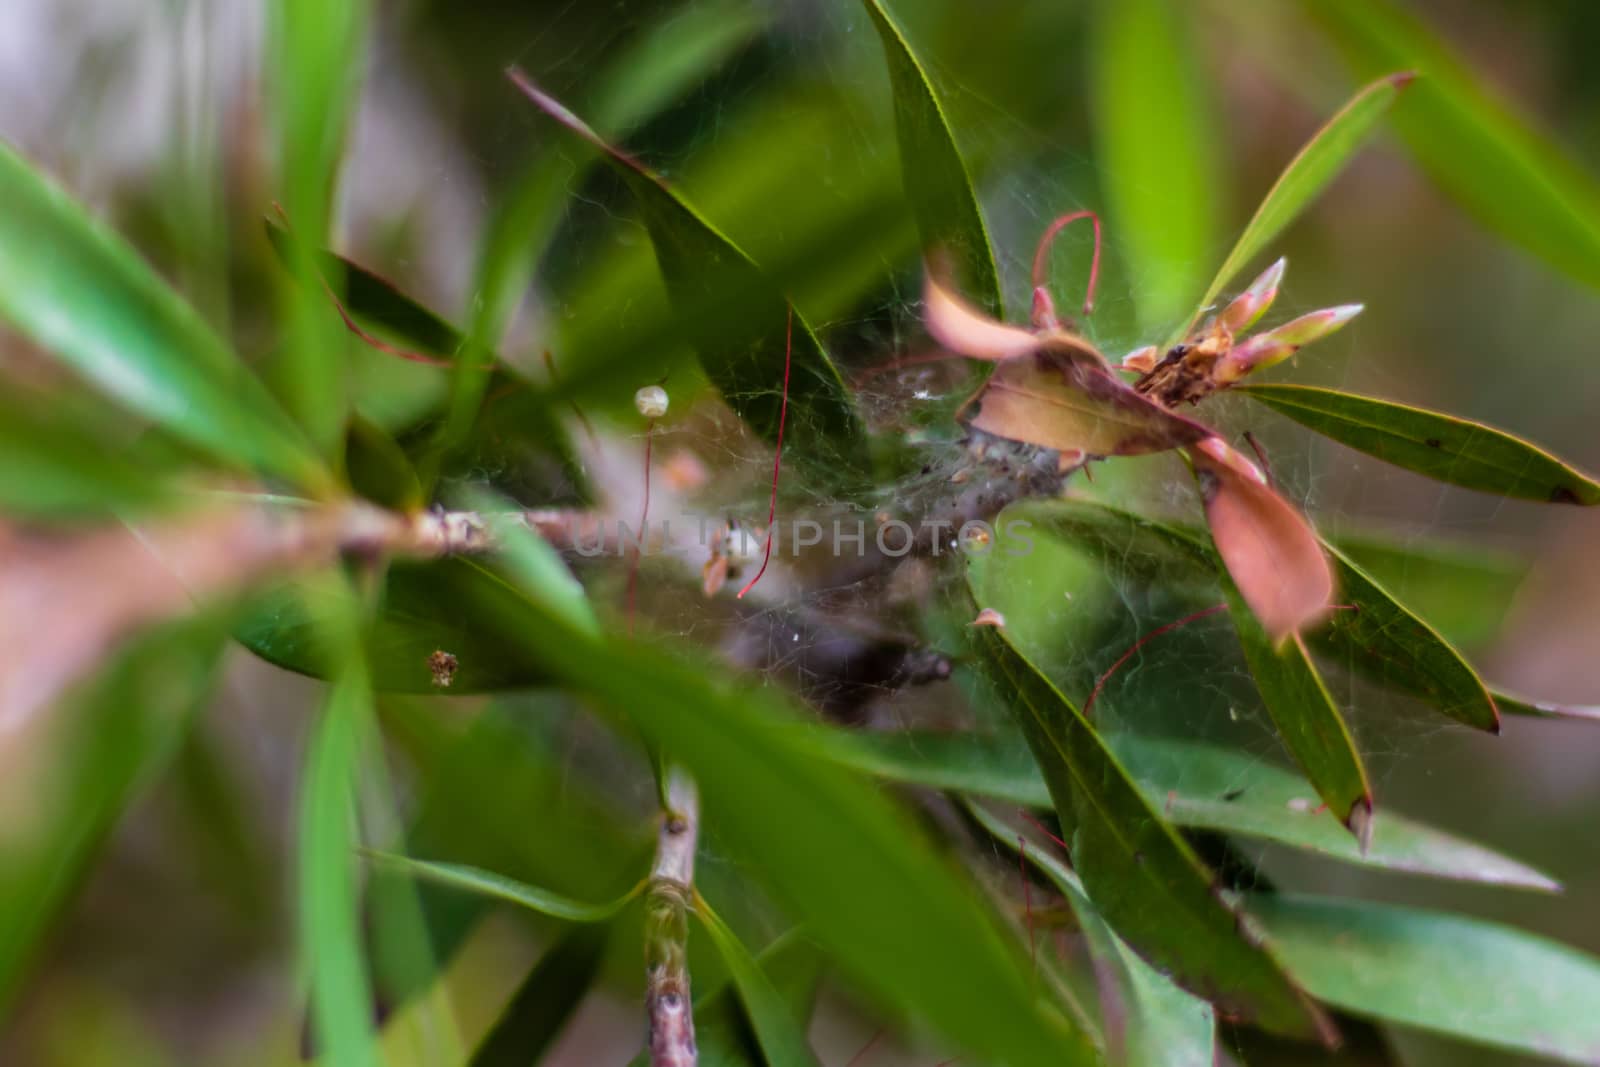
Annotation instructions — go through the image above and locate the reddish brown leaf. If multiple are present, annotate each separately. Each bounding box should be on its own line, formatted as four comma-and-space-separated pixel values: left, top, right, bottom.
969, 343, 1212, 460
1191, 437, 1335, 641
922, 272, 1039, 361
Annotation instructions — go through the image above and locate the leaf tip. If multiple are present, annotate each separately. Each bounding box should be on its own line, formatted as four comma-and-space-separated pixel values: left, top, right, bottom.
970, 607, 1006, 629
1345, 796, 1375, 855
1388, 69, 1420, 90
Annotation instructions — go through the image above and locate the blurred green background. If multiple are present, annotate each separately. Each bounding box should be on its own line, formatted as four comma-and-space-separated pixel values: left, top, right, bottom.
2, 1, 1600, 1064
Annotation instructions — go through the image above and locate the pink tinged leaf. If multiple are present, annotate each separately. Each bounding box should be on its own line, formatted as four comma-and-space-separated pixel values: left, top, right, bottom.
0, 503, 403, 730
1214, 304, 1364, 384
1217, 257, 1287, 334
923, 272, 1041, 362
1191, 437, 1335, 641
969, 340, 1212, 457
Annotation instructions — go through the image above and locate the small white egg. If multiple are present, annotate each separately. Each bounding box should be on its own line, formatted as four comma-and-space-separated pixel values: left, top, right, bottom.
634, 385, 669, 419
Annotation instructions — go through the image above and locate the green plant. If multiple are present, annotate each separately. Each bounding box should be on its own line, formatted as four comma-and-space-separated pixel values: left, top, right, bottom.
6, 2, 1600, 1066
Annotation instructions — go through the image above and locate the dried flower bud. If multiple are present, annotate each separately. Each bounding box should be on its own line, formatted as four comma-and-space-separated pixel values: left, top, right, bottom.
635, 385, 669, 419
1218, 257, 1287, 333
1120, 345, 1160, 373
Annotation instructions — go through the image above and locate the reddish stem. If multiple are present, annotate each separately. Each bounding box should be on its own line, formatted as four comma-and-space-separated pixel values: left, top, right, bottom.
845, 1029, 883, 1067
1083, 603, 1230, 718
736, 305, 794, 599
271, 202, 489, 369
1081, 604, 1228, 713
1030, 209, 1103, 319
1017, 809, 1071, 853
544, 349, 598, 446
1019, 836, 1036, 977
626, 420, 654, 635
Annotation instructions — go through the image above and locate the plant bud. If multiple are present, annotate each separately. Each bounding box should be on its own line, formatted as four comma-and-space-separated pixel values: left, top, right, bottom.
1218, 256, 1287, 333
1120, 345, 1160, 373
1213, 303, 1362, 383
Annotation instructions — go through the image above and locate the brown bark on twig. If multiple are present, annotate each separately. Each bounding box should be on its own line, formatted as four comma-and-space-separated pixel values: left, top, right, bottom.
645, 767, 699, 1067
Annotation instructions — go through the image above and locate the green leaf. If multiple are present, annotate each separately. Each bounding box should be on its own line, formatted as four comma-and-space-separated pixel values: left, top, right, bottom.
1116, 739, 1553, 892
372, 702, 643, 1012
1221, 576, 1372, 835
1092, 0, 1222, 332
0, 397, 172, 519
695, 898, 821, 1067
994, 497, 1496, 740
508, 73, 869, 480
817, 731, 1557, 891
269, 0, 371, 449
457, 489, 598, 638
263, 223, 463, 358
235, 559, 559, 693
1302, 0, 1600, 292
1242, 384, 1600, 504
1334, 532, 1527, 648
299, 659, 380, 1067
0, 141, 323, 486
0, 620, 225, 1014
963, 603, 1330, 1041
465, 562, 1095, 1067
439, 2, 765, 455
1191, 72, 1408, 331
968, 802, 1216, 1067
1249, 894, 1600, 1065
1314, 544, 1498, 731
363, 853, 637, 924
467, 923, 609, 1067
859, 0, 1002, 315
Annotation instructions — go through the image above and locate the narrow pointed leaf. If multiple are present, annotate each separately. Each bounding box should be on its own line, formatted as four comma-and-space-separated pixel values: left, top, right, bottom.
1093, 0, 1222, 331
1242, 384, 1600, 504
0, 141, 323, 486
300, 659, 380, 1067
818, 731, 1557, 891
465, 563, 1093, 1066
1000, 497, 1500, 734
1314, 544, 1498, 731
0, 399, 173, 519
270, 0, 370, 449
1191, 437, 1335, 640
963, 593, 1331, 1040
696, 899, 821, 1067
467, 924, 608, 1067
508, 72, 867, 474
1491, 689, 1600, 725
1303, 0, 1600, 291
860, 0, 1002, 315
442, 3, 764, 456
1249, 894, 1600, 1066
1334, 533, 1527, 648
363, 853, 636, 923
1222, 577, 1372, 833
970, 803, 1216, 1067
264, 223, 463, 357
235, 559, 558, 693
1191, 73, 1409, 332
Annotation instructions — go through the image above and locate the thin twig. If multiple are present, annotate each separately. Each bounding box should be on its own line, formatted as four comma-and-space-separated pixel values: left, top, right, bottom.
646, 767, 700, 1067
